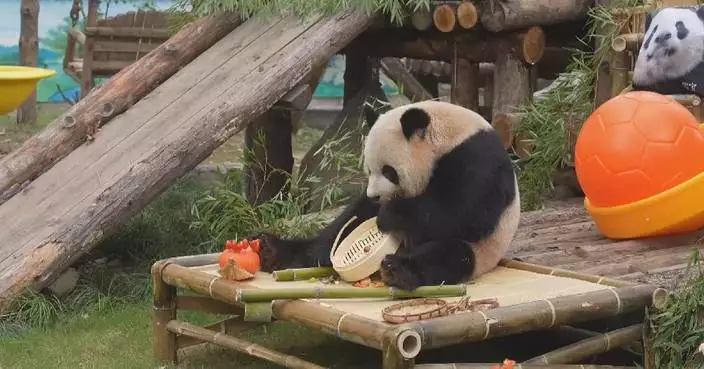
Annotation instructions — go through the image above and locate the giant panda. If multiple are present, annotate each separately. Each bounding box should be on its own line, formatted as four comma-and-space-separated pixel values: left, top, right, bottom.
253, 100, 521, 291
632, 5, 704, 96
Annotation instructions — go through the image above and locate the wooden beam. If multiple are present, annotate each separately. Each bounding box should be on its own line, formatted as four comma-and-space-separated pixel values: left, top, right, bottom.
83, 26, 172, 39
351, 26, 545, 64
477, 0, 593, 32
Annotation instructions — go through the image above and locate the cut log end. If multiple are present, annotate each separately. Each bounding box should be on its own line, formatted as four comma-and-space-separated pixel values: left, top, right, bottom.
410, 8, 433, 31
491, 113, 519, 149
433, 4, 456, 32
522, 26, 546, 65
457, 1, 478, 29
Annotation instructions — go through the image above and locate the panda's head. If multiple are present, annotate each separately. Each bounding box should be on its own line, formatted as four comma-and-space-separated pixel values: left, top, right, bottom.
362, 100, 492, 203
633, 6, 704, 85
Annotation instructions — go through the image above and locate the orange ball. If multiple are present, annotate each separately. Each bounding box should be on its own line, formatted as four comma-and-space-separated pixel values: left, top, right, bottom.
575, 91, 704, 208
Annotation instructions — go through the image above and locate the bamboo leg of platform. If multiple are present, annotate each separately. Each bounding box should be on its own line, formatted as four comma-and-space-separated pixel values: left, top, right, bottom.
152, 260, 178, 363
382, 326, 423, 369
524, 324, 643, 364
167, 320, 326, 369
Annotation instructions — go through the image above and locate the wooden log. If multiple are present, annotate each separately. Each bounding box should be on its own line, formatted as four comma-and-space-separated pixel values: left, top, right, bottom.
410, 7, 433, 30
351, 26, 545, 64
491, 112, 521, 149
380, 57, 434, 102
0, 11, 377, 315
524, 324, 644, 364
166, 320, 326, 369
477, 0, 593, 33
16, 0, 40, 124
492, 41, 531, 133
0, 13, 244, 207
457, 1, 479, 29
433, 4, 456, 32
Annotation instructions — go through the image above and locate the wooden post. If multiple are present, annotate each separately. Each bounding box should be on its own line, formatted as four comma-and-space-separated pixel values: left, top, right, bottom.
243, 110, 294, 205
451, 58, 479, 111
344, 51, 375, 107
152, 261, 177, 364
491, 42, 531, 139
80, 0, 100, 99
17, 0, 39, 124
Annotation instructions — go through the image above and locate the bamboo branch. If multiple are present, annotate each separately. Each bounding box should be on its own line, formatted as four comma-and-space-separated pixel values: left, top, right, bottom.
235, 285, 468, 303
272, 267, 335, 281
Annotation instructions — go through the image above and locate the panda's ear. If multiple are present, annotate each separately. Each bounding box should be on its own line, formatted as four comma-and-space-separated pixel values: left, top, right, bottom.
400, 107, 430, 140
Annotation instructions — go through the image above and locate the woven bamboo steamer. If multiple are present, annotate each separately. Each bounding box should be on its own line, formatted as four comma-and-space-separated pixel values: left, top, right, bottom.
330, 216, 400, 282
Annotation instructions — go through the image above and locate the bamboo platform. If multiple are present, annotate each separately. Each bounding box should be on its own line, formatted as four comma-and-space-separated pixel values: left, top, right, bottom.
509, 199, 704, 288
152, 249, 663, 369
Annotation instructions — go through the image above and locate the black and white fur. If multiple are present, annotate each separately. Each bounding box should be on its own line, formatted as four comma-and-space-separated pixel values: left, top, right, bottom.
632, 5, 704, 95
254, 101, 521, 290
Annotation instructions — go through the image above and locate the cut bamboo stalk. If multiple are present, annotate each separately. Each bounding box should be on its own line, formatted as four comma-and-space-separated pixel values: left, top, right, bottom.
611, 32, 644, 53
498, 259, 636, 288
383, 326, 422, 368
415, 365, 636, 369
433, 4, 457, 32
457, 1, 478, 29
523, 323, 643, 364
272, 267, 335, 281
152, 260, 177, 363
167, 320, 326, 369
404, 284, 658, 349
611, 50, 630, 97
244, 302, 274, 322
235, 284, 467, 303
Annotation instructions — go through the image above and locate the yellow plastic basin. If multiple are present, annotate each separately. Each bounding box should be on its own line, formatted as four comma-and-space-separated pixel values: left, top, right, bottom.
585, 170, 704, 239
0, 66, 56, 115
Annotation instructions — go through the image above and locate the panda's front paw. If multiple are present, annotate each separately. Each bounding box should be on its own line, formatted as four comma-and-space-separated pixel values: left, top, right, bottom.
256, 232, 288, 272
377, 203, 403, 233
379, 254, 422, 291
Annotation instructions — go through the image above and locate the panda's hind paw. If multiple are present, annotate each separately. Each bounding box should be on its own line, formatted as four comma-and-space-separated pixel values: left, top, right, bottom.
379, 254, 422, 291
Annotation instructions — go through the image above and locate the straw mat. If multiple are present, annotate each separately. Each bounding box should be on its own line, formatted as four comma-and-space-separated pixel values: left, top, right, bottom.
190, 264, 612, 322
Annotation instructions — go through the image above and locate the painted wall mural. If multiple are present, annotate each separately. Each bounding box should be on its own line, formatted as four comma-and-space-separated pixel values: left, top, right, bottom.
0, 0, 397, 103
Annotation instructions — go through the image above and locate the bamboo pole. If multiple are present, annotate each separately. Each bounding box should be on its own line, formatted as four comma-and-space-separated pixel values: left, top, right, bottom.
167, 320, 326, 369
235, 284, 467, 303
415, 365, 636, 369
244, 302, 274, 322
524, 324, 643, 364
401, 284, 659, 349
498, 259, 636, 288
152, 260, 177, 363
272, 267, 335, 281
611, 32, 644, 53
176, 315, 266, 349
611, 50, 630, 97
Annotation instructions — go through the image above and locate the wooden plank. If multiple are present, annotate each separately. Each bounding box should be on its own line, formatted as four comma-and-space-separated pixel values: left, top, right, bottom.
0, 10, 376, 313
84, 26, 171, 39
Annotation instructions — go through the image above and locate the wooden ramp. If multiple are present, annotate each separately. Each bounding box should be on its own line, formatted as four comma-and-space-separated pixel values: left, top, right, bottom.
0, 11, 376, 312
510, 200, 704, 288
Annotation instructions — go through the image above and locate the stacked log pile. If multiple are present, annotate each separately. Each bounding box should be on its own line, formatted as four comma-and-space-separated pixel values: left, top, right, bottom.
342, 0, 591, 156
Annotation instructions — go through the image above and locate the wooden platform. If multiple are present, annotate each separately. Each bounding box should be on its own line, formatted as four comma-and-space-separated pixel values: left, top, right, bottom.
509, 199, 704, 288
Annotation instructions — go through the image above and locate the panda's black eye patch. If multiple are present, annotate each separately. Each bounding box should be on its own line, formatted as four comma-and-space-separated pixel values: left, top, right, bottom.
382, 165, 399, 185
676, 21, 689, 40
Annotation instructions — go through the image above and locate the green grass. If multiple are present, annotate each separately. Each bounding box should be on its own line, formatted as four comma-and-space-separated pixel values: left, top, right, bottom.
0, 299, 368, 369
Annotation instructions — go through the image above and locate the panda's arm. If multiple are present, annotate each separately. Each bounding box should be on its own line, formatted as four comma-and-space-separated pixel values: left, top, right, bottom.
377, 193, 461, 241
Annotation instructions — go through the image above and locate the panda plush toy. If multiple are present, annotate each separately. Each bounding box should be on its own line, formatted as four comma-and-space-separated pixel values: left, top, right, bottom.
253, 100, 521, 291
632, 5, 704, 96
